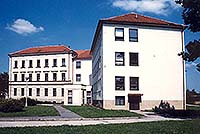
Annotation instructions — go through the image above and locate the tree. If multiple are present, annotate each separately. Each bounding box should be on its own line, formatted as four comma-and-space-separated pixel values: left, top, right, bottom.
0, 72, 9, 99
176, 0, 200, 71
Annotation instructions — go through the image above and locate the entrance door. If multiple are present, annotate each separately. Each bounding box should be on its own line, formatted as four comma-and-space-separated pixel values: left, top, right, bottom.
129, 102, 140, 110
128, 94, 142, 110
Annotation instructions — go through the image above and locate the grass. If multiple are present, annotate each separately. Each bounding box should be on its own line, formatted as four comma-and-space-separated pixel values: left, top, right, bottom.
0, 105, 59, 117
63, 105, 141, 118
187, 105, 200, 110
0, 120, 200, 134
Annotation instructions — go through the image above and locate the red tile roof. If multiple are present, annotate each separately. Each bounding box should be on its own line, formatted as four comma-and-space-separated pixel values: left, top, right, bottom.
102, 12, 184, 29
75, 50, 92, 60
9, 45, 71, 56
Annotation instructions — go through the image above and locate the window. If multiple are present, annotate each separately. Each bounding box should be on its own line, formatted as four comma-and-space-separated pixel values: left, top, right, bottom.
68, 90, 72, 96
115, 96, 125, 105
45, 59, 49, 67
115, 28, 124, 41
36, 88, 40, 96
37, 73, 40, 81
14, 74, 17, 82
21, 74, 25, 82
76, 61, 81, 69
21, 60, 25, 68
53, 73, 57, 81
61, 88, 64, 97
76, 74, 81, 82
36, 60, 40, 68
61, 73, 66, 81
45, 88, 48, 96
130, 77, 139, 90
115, 76, 125, 90
45, 73, 48, 81
29, 60, 33, 68
87, 91, 91, 96
68, 97, 72, 104
115, 52, 125, 66
29, 88, 32, 96
14, 88, 17, 96
14, 61, 18, 68
29, 74, 32, 81
129, 29, 138, 42
21, 88, 24, 96
53, 88, 56, 96
61, 58, 66, 67
53, 59, 57, 67
129, 53, 139, 66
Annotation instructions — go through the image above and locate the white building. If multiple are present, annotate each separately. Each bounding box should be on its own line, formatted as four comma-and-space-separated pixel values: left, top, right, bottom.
91, 13, 186, 110
8, 45, 92, 105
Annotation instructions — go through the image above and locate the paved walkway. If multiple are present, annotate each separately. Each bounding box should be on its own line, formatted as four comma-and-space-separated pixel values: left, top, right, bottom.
53, 105, 82, 118
0, 115, 184, 128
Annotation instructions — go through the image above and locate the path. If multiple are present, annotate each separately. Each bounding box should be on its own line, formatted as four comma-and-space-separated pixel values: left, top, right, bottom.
0, 115, 184, 128
53, 105, 82, 118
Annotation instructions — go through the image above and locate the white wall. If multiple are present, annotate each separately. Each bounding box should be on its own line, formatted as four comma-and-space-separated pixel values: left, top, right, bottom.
101, 23, 185, 107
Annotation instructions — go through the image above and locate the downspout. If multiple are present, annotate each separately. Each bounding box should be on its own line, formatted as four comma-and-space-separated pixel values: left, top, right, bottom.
181, 31, 186, 110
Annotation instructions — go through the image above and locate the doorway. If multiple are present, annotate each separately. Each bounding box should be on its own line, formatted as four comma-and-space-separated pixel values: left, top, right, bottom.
128, 94, 142, 110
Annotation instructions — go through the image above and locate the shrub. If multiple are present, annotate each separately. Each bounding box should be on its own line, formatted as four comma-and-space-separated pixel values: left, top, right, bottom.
0, 99, 24, 112
153, 100, 175, 115
20, 97, 37, 106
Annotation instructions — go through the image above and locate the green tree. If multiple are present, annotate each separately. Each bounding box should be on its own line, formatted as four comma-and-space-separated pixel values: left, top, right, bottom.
0, 72, 9, 99
176, 0, 200, 71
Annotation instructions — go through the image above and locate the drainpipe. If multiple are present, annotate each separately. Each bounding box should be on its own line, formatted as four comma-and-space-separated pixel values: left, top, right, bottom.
181, 31, 186, 110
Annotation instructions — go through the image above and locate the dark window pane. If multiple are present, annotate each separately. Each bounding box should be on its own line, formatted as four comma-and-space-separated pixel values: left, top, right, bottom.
129, 53, 138, 66
76, 74, 81, 82
130, 77, 139, 90
53, 88, 56, 96
115, 96, 125, 105
76, 61, 81, 68
129, 29, 138, 42
115, 76, 125, 90
45, 88, 48, 96
115, 28, 124, 41
115, 52, 125, 66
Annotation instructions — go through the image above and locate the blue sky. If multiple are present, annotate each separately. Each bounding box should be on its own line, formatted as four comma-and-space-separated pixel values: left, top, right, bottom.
0, 0, 199, 91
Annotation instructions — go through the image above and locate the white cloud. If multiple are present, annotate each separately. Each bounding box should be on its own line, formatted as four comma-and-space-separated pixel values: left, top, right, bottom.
112, 0, 180, 15
6, 19, 44, 35
186, 62, 197, 68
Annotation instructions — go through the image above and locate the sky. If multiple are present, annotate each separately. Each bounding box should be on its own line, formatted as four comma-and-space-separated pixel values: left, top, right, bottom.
0, 0, 199, 91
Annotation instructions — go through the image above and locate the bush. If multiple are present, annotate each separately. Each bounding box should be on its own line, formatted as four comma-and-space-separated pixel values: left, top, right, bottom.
153, 100, 175, 115
0, 99, 24, 112
20, 97, 37, 106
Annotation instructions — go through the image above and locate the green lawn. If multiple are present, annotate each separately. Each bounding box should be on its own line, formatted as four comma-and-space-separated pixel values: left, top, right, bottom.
63, 105, 141, 118
0, 105, 59, 117
186, 105, 200, 110
0, 120, 200, 134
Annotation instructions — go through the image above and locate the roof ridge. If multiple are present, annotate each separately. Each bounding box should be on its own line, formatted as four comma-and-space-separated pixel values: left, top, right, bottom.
102, 12, 136, 20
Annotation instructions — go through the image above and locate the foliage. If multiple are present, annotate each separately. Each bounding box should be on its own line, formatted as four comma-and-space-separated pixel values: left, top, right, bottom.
63, 105, 141, 118
186, 89, 200, 104
20, 97, 37, 106
0, 105, 59, 117
0, 120, 200, 134
175, 0, 200, 71
0, 72, 9, 99
153, 100, 175, 115
0, 99, 24, 113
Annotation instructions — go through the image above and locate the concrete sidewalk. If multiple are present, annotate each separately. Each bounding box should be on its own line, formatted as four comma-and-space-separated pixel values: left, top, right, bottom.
53, 105, 82, 118
0, 115, 184, 128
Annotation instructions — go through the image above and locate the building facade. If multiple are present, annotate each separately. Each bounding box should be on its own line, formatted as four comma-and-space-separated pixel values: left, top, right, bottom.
8, 45, 92, 105
91, 13, 186, 110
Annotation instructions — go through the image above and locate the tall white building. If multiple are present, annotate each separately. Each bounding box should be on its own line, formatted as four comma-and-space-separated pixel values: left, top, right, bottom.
8, 45, 92, 105
91, 13, 186, 110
